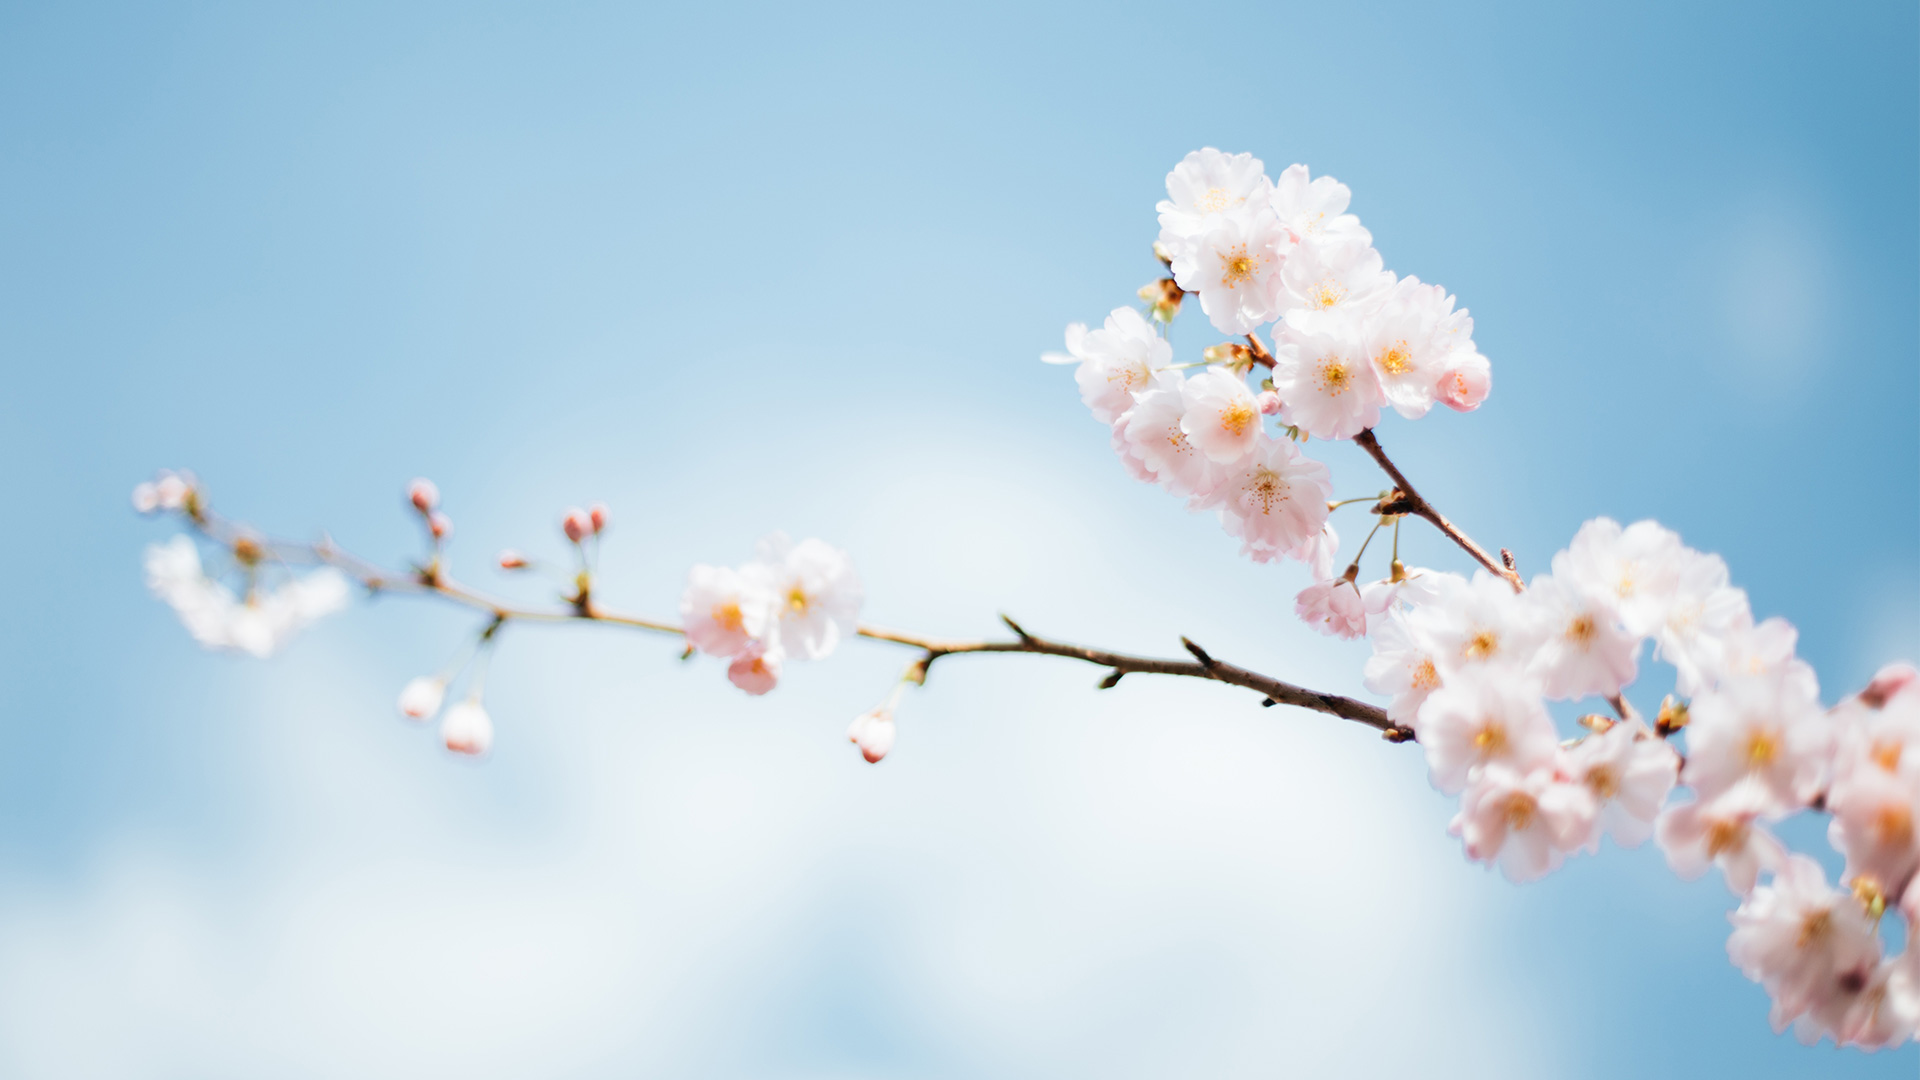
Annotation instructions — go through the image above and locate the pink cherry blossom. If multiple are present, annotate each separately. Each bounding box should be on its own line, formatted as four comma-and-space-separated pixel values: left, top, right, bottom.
1362, 277, 1472, 420
1121, 383, 1220, 498
1655, 780, 1789, 895
1555, 518, 1685, 638
1435, 351, 1491, 412
1414, 664, 1558, 794
1449, 763, 1598, 883
741, 534, 864, 661
1178, 367, 1266, 464
1363, 610, 1444, 727
1524, 572, 1640, 700
1727, 855, 1883, 1034
726, 644, 781, 696
1563, 719, 1678, 850
1191, 437, 1332, 563
1684, 666, 1829, 814
1404, 570, 1540, 680
679, 564, 763, 659
1294, 573, 1383, 640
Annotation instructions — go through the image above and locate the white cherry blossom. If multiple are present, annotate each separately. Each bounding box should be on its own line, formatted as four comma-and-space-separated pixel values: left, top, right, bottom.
1271, 315, 1385, 440
1450, 763, 1597, 883
1555, 518, 1685, 638
742, 534, 864, 661
1363, 609, 1444, 727
1563, 719, 1678, 850
1069, 307, 1173, 423
1404, 570, 1540, 680
143, 535, 350, 659
1168, 207, 1291, 335
1363, 277, 1472, 419
1277, 236, 1392, 330
1267, 164, 1369, 247
1156, 148, 1273, 244
1524, 572, 1640, 700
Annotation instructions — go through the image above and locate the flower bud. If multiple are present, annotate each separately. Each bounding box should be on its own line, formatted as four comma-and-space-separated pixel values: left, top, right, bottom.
1656, 694, 1691, 737
497, 549, 529, 570
428, 511, 453, 540
153, 472, 191, 511
727, 645, 781, 696
588, 502, 609, 534
562, 507, 592, 543
1437, 354, 1491, 413
1255, 390, 1282, 415
397, 675, 447, 721
441, 698, 493, 756
1860, 662, 1919, 709
131, 482, 159, 513
846, 706, 897, 764
408, 478, 439, 513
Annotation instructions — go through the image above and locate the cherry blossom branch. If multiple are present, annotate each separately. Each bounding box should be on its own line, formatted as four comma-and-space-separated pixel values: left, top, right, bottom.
1353, 427, 1523, 591
183, 507, 1403, 739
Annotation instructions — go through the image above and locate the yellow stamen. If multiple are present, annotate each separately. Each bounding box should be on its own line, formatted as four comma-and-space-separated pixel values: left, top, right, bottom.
713, 600, 745, 634
1745, 729, 1779, 769
1566, 614, 1597, 647
787, 587, 811, 615
1503, 792, 1536, 831
1377, 341, 1414, 376
1217, 244, 1264, 289
1219, 399, 1256, 437
1463, 629, 1500, 662
1412, 658, 1439, 691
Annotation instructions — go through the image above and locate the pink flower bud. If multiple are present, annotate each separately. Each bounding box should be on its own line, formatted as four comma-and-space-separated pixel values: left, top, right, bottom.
497, 549, 529, 570
1255, 390, 1283, 415
428, 511, 453, 540
397, 676, 446, 720
846, 706, 897, 764
1436, 354, 1491, 413
588, 502, 609, 534
408, 478, 440, 513
154, 473, 190, 510
441, 698, 493, 756
562, 507, 592, 543
1861, 662, 1920, 709
727, 644, 780, 696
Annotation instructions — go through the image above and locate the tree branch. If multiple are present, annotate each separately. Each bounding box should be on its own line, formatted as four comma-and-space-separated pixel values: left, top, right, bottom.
1354, 427, 1523, 591
182, 510, 1406, 740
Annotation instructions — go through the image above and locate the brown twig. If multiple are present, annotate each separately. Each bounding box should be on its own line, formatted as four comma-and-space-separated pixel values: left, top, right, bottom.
1355, 428, 1522, 592
183, 511, 1402, 739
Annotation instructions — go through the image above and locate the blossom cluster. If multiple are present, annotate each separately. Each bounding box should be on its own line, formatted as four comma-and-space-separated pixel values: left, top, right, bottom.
1047, 148, 1490, 567
679, 534, 865, 697
134, 470, 871, 760
1047, 149, 1920, 1049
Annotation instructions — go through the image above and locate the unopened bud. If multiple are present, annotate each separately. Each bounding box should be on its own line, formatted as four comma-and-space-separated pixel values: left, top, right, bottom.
562, 507, 592, 543
727, 646, 781, 696
1389, 558, 1407, 583
428, 511, 452, 540
231, 535, 263, 565
847, 705, 897, 764
1151, 240, 1173, 267
1861, 662, 1919, 709
1576, 714, 1616, 734
1137, 277, 1184, 323
1655, 695, 1690, 737
588, 501, 609, 534
131, 482, 160, 514
397, 676, 447, 721
1255, 390, 1282, 415
441, 698, 494, 756
408, 477, 439, 513
497, 549, 529, 570
1852, 876, 1887, 919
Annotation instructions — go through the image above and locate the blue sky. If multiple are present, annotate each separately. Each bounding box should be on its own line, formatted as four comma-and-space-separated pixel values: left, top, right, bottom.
0, 1, 1915, 1076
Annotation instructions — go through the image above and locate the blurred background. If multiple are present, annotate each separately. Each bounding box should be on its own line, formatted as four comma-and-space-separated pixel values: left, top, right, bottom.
1, 1, 1915, 1076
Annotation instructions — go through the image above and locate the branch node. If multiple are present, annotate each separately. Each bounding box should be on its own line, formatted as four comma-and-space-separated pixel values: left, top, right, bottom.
1260, 697, 1276, 708
1180, 637, 1217, 669
1501, 548, 1519, 574
1000, 614, 1035, 642
1097, 669, 1125, 690
1382, 726, 1418, 743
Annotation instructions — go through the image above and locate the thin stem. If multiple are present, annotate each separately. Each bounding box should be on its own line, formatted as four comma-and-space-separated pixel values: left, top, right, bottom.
1354, 428, 1522, 591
